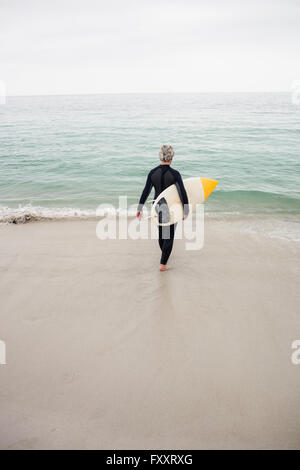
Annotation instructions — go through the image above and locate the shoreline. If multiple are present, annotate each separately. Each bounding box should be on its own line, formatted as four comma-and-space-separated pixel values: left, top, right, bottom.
1, 213, 299, 245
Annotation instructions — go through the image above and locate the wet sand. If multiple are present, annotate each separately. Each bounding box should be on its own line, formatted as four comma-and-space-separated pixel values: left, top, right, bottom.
0, 218, 300, 449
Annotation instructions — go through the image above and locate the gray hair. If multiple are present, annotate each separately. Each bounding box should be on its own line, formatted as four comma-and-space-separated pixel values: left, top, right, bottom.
159, 144, 175, 162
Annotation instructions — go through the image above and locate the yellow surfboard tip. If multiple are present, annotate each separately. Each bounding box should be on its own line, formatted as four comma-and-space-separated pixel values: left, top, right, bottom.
200, 177, 219, 201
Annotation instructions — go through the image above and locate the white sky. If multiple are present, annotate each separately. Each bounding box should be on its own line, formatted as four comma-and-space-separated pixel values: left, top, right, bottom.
1, 0, 300, 95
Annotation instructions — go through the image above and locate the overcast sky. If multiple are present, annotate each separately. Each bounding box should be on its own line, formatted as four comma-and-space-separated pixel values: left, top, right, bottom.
1, 0, 300, 95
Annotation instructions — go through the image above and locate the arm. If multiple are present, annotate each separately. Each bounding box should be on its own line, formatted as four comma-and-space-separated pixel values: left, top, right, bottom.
137, 172, 153, 216
175, 173, 189, 217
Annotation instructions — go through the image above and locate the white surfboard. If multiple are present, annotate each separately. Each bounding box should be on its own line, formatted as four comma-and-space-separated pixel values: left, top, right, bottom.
151, 177, 218, 226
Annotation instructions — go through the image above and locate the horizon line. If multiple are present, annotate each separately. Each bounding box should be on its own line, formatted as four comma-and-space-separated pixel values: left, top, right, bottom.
6, 90, 290, 98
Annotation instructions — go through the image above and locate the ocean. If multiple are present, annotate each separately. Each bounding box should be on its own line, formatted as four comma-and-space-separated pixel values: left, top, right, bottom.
1, 93, 300, 239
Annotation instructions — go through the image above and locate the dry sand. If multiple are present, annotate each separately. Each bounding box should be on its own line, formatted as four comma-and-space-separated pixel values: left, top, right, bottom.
0, 218, 300, 449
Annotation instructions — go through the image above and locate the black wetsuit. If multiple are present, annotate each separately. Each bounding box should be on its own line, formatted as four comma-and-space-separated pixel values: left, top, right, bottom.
138, 165, 189, 265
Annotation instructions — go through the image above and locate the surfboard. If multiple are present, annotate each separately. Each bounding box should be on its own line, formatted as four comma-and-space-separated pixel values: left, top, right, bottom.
151, 177, 218, 226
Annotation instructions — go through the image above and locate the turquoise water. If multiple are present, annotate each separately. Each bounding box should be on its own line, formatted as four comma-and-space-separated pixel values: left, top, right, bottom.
1, 93, 300, 220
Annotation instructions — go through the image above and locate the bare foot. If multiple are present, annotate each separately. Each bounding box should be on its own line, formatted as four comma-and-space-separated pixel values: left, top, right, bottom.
160, 264, 170, 271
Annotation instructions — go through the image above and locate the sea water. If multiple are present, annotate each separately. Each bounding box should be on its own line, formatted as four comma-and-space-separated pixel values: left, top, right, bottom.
1, 93, 300, 238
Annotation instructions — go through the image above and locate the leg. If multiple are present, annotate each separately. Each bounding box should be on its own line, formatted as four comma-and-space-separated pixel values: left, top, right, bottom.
160, 223, 176, 269
158, 225, 164, 251
157, 201, 172, 253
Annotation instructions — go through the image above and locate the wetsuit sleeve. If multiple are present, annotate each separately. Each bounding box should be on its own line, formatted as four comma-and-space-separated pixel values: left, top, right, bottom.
138, 172, 153, 211
175, 173, 189, 216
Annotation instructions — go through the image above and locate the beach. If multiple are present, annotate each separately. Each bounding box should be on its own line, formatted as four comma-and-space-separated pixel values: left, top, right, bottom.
2, 0, 300, 453
1, 217, 300, 450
